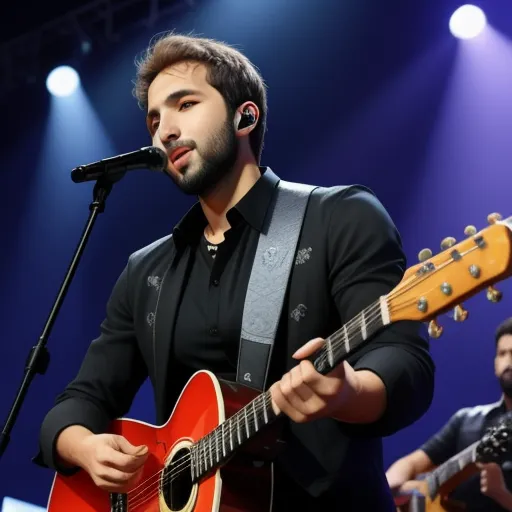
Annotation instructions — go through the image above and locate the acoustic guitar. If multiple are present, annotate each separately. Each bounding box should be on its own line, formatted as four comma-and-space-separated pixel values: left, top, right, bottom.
394, 417, 512, 512
46, 213, 512, 511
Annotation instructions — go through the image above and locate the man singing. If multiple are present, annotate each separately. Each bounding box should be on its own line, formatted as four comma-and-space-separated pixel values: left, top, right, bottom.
34, 32, 434, 510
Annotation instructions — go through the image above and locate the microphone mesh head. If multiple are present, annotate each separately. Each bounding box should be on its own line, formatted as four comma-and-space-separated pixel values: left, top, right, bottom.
143, 146, 168, 172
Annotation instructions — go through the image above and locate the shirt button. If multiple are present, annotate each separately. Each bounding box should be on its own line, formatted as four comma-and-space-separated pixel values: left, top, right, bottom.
209, 327, 218, 336
212, 279, 220, 287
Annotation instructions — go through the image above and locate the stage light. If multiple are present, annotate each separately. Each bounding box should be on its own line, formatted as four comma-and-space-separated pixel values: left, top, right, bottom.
449, 5, 486, 39
1, 496, 46, 512
46, 65, 80, 97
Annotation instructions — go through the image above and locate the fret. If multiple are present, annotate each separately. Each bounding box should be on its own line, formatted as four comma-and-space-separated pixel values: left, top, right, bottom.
195, 444, 199, 478
343, 324, 349, 353
215, 428, 220, 463
236, 411, 242, 445
447, 460, 458, 480
471, 443, 478, 463
229, 418, 234, 451
360, 310, 367, 340
244, 406, 250, 438
379, 296, 390, 325
221, 423, 226, 457
251, 400, 257, 431
326, 337, 334, 367
208, 433, 213, 469
191, 444, 195, 480
198, 442, 203, 474
426, 472, 437, 500
263, 394, 269, 424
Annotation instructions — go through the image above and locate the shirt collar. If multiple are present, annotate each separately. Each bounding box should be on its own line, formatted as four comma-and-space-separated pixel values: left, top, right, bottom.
496, 396, 509, 414
172, 167, 279, 249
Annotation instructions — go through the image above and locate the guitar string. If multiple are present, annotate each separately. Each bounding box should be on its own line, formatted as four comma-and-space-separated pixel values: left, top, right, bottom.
128, 290, 446, 510
318, 242, 485, 369
128, 248, 484, 507
314, 245, 480, 367
126, 310, 381, 508
127, 288, 444, 507
128, 299, 398, 509
126, 301, 385, 507
126, 296, 389, 505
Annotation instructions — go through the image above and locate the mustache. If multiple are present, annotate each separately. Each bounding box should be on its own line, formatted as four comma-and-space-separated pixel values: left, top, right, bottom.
501, 367, 512, 376
163, 139, 197, 152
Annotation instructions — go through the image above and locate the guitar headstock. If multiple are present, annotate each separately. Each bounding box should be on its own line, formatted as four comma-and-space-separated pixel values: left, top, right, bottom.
476, 416, 512, 464
388, 213, 512, 337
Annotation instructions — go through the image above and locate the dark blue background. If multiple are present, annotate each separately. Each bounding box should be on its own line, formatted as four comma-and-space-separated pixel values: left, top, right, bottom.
1, 0, 512, 507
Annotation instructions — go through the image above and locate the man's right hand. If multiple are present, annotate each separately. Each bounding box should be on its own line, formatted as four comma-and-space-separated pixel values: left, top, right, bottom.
78, 434, 149, 492
56, 426, 149, 492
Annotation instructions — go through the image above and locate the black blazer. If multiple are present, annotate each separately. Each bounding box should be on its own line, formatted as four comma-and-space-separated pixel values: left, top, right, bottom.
34, 172, 434, 503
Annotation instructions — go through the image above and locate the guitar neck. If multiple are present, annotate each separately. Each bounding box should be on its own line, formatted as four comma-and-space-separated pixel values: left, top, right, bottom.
312, 297, 388, 375
191, 297, 389, 481
426, 441, 479, 498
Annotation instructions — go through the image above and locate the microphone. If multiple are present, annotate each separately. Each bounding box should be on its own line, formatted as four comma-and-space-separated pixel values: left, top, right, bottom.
71, 146, 168, 183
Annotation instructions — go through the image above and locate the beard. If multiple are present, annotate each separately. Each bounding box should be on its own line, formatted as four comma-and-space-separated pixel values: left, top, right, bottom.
167, 118, 238, 196
499, 369, 512, 398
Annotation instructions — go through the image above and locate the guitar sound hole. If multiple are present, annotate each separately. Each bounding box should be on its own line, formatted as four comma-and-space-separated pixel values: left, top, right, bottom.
161, 447, 193, 510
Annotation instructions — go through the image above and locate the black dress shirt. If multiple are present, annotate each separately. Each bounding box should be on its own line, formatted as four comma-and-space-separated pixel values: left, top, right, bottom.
421, 400, 512, 511
34, 167, 434, 510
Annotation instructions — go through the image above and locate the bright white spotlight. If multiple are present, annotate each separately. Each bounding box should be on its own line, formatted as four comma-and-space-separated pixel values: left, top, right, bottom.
449, 5, 487, 39
46, 65, 80, 97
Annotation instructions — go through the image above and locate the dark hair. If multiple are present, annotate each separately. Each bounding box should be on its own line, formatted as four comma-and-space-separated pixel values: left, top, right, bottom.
495, 317, 512, 345
133, 32, 268, 162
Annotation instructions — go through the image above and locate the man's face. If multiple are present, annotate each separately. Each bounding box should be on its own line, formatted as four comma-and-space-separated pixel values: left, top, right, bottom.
146, 60, 238, 196
495, 334, 512, 396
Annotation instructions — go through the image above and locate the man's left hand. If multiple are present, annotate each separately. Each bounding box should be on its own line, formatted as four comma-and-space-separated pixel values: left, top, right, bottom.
269, 337, 362, 422
479, 462, 507, 501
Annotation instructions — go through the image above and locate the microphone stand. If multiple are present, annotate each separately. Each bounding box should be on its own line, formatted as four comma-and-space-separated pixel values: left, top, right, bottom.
0, 175, 119, 460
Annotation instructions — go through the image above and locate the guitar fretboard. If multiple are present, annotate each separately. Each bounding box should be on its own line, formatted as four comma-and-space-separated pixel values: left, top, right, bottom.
313, 297, 387, 375
190, 391, 277, 480
426, 442, 478, 499
190, 297, 389, 481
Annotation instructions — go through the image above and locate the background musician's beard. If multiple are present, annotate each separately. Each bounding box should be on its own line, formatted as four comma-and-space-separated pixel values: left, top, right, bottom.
499, 368, 512, 398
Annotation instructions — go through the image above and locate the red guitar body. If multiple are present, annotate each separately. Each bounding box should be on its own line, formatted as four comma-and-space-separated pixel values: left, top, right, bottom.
47, 371, 276, 512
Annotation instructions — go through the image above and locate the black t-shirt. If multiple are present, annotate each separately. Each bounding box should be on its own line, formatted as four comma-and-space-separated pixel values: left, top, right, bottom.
421, 400, 512, 511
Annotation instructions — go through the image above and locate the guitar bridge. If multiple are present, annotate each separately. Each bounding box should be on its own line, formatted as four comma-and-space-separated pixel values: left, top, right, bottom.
110, 492, 127, 512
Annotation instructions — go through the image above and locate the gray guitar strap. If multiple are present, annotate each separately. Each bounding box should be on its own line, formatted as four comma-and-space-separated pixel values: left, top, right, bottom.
236, 180, 317, 391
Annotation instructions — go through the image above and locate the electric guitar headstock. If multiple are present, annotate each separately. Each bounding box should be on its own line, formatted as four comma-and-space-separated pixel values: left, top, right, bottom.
476, 415, 512, 464
388, 213, 512, 337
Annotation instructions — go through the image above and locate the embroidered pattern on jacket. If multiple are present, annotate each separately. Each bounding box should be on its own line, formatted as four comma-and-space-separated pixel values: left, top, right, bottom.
147, 275, 161, 291
291, 304, 308, 322
295, 247, 312, 265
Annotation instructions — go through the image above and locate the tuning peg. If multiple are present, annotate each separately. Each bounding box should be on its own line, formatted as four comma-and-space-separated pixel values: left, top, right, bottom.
440, 237, 456, 251
464, 225, 477, 237
418, 248, 432, 262
488, 213, 503, 225
453, 304, 468, 322
428, 319, 443, 338
487, 286, 503, 303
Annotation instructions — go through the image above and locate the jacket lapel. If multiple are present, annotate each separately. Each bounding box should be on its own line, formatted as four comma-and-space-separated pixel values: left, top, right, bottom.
153, 246, 194, 424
